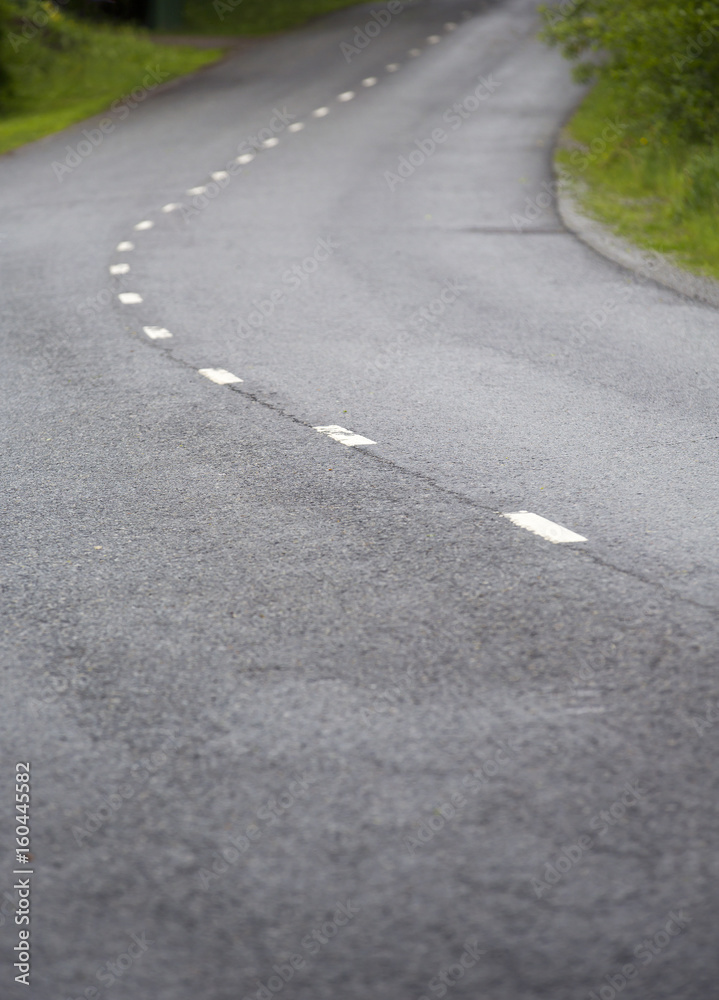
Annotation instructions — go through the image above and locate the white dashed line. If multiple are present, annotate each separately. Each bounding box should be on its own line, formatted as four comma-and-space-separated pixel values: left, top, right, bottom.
236, 152, 255, 164
261, 137, 280, 148
162, 203, 181, 213
503, 511, 587, 544
116, 241, 134, 252
186, 186, 207, 196
134, 221, 154, 231
361, 77, 378, 87
427, 34, 441, 43
409, 48, 422, 57
198, 368, 243, 385
312, 107, 330, 118
211, 171, 229, 181
118, 292, 142, 304
337, 91, 355, 102
288, 122, 305, 132
143, 326, 172, 339
109, 263, 130, 275
314, 425, 376, 447
444, 21, 457, 30
385, 63, 400, 72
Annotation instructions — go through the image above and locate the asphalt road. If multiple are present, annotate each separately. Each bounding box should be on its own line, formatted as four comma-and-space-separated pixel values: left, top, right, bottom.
2, 1, 719, 998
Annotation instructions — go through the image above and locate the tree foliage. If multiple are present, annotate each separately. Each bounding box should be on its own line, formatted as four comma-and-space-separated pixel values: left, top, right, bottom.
539, 0, 719, 142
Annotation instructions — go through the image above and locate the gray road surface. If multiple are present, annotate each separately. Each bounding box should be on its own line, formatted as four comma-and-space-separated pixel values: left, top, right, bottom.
1, 1, 718, 998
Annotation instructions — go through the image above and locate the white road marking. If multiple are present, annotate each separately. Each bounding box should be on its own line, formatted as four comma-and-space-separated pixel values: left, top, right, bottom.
187, 185, 207, 195
211, 170, 229, 181
503, 511, 588, 544
409, 48, 422, 56
134, 220, 154, 231
386, 63, 400, 72
109, 263, 130, 275
162, 203, 181, 212
143, 326, 172, 339
427, 34, 441, 43
116, 241, 134, 251
261, 137, 280, 147
236, 152, 255, 164
312, 107, 330, 117
288, 122, 305, 132
118, 292, 142, 304
314, 424, 376, 447
361, 77, 378, 87
198, 368, 242, 385
337, 91, 355, 101
444, 21, 457, 30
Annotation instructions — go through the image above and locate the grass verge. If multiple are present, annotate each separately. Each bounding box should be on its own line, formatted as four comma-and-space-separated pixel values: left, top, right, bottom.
0, 6, 222, 156
182, 0, 361, 36
557, 78, 719, 282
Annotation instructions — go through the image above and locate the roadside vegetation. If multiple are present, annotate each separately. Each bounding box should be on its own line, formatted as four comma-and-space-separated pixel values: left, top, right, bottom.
181, 0, 361, 36
0, 0, 220, 155
541, 0, 719, 281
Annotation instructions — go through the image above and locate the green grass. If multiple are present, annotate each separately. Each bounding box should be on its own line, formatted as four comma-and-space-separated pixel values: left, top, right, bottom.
0, 7, 222, 155
557, 78, 719, 282
181, 0, 361, 36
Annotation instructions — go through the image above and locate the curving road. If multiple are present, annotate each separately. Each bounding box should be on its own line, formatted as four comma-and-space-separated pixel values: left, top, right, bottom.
1, 1, 718, 998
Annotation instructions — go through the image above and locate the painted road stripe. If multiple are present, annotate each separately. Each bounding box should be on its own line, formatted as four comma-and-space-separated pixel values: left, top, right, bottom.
187, 186, 207, 196
162, 203, 181, 212
236, 153, 255, 164
288, 122, 305, 132
337, 91, 355, 101
118, 292, 142, 304
386, 63, 400, 72
109, 263, 130, 275
198, 368, 242, 385
314, 425, 376, 447
503, 511, 587, 544
361, 77, 378, 87
444, 21, 457, 30
409, 48, 422, 56
261, 137, 280, 147
143, 326, 172, 339
211, 171, 229, 181
427, 34, 441, 43
312, 107, 330, 118
134, 220, 154, 231
116, 241, 134, 251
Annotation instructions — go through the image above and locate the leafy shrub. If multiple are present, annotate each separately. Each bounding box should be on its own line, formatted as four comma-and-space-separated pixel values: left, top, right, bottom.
539, 0, 719, 142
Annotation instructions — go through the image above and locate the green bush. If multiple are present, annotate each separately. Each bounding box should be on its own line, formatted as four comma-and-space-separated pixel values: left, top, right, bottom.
539, 0, 719, 143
